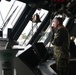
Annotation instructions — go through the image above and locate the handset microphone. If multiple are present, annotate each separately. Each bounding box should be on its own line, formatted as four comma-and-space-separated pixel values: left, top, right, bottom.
51, 26, 54, 32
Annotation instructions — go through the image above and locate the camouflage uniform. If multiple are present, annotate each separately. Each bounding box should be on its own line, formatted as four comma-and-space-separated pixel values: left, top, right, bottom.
51, 26, 70, 75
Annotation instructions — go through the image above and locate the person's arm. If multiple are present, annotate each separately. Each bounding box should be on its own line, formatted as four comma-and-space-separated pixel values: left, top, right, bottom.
50, 27, 54, 42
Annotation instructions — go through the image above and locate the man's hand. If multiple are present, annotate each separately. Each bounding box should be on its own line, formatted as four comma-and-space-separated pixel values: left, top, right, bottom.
50, 26, 54, 32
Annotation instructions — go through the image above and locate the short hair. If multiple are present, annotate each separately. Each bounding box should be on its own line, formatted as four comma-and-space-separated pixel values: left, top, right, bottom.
55, 17, 63, 25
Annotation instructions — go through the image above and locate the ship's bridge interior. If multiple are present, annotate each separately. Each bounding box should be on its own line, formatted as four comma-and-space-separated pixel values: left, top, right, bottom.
0, 0, 76, 75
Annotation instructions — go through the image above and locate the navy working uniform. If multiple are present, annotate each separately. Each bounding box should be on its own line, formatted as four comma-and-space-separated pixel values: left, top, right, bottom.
51, 26, 70, 75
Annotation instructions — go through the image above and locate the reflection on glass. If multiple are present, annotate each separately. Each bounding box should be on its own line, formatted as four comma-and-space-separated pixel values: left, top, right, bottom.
38, 25, 51, 43
63, 17, 69, 27
0, 0, 26, 38
17, 9, 48, 46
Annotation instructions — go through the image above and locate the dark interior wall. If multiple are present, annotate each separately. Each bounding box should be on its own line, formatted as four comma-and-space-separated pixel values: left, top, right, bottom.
66, 18, 76, 37
69, 23, 76, 37
14, 57, 35, 75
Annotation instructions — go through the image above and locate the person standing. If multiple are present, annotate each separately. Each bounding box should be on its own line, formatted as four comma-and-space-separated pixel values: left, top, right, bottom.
50, 17, 70, 75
